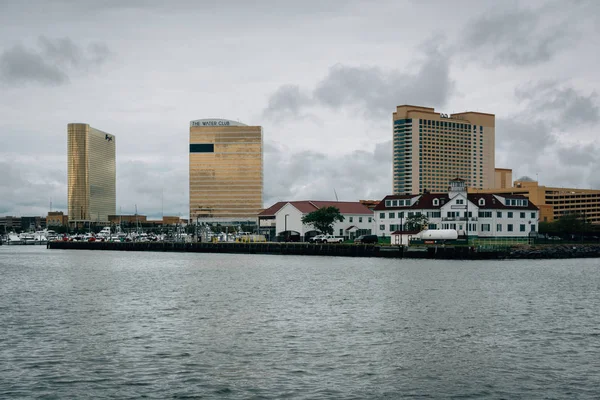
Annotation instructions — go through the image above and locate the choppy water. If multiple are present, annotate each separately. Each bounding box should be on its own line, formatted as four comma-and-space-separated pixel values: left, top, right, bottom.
1, 246, 600, 399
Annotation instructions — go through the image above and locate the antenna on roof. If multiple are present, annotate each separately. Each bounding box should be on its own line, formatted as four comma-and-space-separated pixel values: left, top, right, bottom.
333, 188, 339, 202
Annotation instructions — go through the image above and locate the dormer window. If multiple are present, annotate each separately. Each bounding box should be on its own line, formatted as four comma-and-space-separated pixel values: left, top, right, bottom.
433, 198, 439, 206
456, 199, 464, 205
385, 200, 391, 207
392, 200, 398, 207
478, 198, 485, 206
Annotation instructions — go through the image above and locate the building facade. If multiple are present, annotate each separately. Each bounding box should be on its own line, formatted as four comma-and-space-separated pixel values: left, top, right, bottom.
375, 179, 539, 239
46, 211, 69, 227
67, 123, 116, 224
393, 105, 495, 194
258, 201, 374, 241
472, 177, 600, 224
494, 168, 513, 189
189, 119, 263, 226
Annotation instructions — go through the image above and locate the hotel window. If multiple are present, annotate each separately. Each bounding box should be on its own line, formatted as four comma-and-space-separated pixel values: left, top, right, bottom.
531, 212, 536, 218
520, 212, 525, 218
478, 198, 485, 206
392, 200, 398, 206
481, 224, 491, 231
456, 199, 464, 204
349, 217, 353, 223
508, 212, 513, 218
520, 224, 526, 232
497, 224, 502, 232
340, 229, 343, 236
368, 217, 372, 223
359, 217, 363, 223
379, 225, 385, 231
508, 224, 513, 232
379, 213, 385, 219
385, 200, 391, 207
389, 212, 395, 219
497, 211, 502, 218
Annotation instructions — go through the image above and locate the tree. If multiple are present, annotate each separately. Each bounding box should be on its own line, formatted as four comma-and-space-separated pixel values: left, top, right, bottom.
301, 206, 345, 235
404, 213, 429, 231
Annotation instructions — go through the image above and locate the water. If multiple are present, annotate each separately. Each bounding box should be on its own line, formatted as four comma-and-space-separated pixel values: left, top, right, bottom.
1, 246, 600, 399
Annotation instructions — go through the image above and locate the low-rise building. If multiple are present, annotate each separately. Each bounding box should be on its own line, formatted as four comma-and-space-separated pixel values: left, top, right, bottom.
0, 216, 21, 232
375, 179, 539, 239
258, 201, 374, 241
471, 177, 600, 224
47, 211, 69, 227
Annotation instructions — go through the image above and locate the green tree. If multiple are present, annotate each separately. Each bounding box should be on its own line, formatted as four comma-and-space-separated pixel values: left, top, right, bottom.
555, 213, 590, 235
404, 213, 429, 231
301, 206, 345, 235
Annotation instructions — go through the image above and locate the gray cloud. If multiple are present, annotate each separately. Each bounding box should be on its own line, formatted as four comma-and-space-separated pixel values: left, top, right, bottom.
0, 37, 111, 86
0, 157, 67, 216
264, 45, 453, 120
556, 143, 599, 168
264, 140, 392, 207
515, 81, 599, 127
461, 7, 572, 66
263, 85, 311, 120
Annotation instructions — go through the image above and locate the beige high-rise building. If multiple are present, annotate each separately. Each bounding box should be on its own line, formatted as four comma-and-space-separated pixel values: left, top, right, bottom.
189, 119, 263, 224
67, 123, 116, 225
393, 105, 495, 194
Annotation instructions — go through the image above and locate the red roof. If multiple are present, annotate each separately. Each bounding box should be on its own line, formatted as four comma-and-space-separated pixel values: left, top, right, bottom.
258, 201, 286, 217
258, 200, 372, 216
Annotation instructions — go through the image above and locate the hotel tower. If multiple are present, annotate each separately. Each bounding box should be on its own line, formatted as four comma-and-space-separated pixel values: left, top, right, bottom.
393, 105, 495, 194
67, 123, 116, 225
189, 119, 263, 225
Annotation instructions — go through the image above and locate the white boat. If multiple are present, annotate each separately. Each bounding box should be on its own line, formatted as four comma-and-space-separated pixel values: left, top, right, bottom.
97, 227, 112, 239
7, 233, 22, 245
19, 232, 36, 245
34, 231, 49, 244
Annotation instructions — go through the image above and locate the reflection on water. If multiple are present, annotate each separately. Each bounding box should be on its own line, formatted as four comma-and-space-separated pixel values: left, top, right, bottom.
1, 246, 600, 399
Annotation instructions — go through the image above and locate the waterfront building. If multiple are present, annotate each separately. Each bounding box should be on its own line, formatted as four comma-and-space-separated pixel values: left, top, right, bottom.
189, 119, 263, 227
393, 105, 495, 194
46, 211, 69, 227
258, 201, 373, 241
375, 178, 539, 239
0, 216, 21, 232
20, 216, 44, 230
471, 177, 600, 224
67, 123, 116, 225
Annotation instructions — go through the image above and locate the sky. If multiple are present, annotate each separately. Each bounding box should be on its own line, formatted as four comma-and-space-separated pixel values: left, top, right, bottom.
1, 0, 599, 219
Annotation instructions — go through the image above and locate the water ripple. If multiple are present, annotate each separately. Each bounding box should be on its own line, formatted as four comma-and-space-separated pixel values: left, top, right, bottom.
1, 247, 600, 398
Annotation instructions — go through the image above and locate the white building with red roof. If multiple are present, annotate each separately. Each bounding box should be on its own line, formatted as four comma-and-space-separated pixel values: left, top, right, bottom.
374, 178, 539, 239
258, 201, 374, 241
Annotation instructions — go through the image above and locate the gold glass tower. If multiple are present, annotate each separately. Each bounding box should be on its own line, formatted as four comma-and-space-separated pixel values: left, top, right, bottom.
189, 119, 263, 224
67, 123, 116, 224
393, 105, 495, 194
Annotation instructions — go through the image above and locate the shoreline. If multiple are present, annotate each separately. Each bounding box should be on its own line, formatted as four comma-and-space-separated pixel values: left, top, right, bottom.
46, 241, 600, 260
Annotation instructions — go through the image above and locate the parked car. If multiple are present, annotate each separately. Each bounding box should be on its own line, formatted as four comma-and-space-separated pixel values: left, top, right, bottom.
308, 234, 325, 243
354, 234, 379, 244
321, 235, 343, 244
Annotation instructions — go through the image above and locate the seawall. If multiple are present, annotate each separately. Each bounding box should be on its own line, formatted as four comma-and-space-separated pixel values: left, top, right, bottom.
47, 241, 509, 259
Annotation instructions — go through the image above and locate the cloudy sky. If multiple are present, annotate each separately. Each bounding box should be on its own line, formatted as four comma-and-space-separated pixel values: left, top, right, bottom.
1, 0, 599, 219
